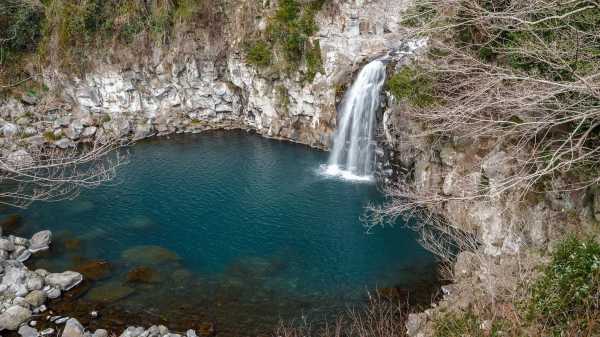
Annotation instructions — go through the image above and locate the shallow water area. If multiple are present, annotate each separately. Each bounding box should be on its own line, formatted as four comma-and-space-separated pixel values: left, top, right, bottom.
9, 131, 438, 336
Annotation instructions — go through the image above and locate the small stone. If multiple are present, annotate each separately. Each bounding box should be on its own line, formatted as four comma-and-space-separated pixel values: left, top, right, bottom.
45, 287, 61, 299
26, 273, 44, 291
13, 246, 32, 262
186, 330, 198, 337
0, 238, 15, 251
13, 296, 31, 309
61, 318, 84, 337
29, 231, 52, 253
0, 305, 32, 331
25, 290, 47, 307
92, 329, 108, 337
89, 311, 98, 319
119, 326, 145, 337
54, 316, 69, 324
29, 320, 37, 327
81, 126, 97, 138
18, 325, 38, 337
41, 328, 55, 336
33, 305, 47, 314
2, 123, 19, 138
21, 93, 39, 105
54, 138, 75, 149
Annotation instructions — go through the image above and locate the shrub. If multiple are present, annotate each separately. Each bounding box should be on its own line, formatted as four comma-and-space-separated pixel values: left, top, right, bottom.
528, 235, 600, 328
0, 1, 44, 55
43, 131, 61, 142
305, 40, 323, 81
247, 0, 325, 80
246, 41, 272, 68
387, 66, 436, 108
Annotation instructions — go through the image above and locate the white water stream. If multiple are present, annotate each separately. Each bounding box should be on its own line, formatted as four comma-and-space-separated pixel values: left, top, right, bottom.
323, 60, 387, 182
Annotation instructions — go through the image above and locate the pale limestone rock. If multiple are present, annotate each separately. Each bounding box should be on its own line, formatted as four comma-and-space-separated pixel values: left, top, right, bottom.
45, 271, 82, 291
29, 231, 51, 253
61, 318, 85, 337
0, 305, 32, 330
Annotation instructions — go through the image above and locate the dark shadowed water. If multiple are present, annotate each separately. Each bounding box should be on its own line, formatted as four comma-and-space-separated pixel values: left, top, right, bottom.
8, 131, 437, 336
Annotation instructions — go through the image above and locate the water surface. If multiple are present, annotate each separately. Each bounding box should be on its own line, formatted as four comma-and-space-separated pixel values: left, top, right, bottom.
11, 131, 437, 335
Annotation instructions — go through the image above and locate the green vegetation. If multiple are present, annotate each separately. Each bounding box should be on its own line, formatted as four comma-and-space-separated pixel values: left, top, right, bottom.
246, 41, 272, 68
0, 1, 44, 61
387, 66, 435, 108
388, 0, 600, 194
430, 235, 600, 337
433, 311, 508, 337
245, 0, 325, 81
528, 236, 600, 330
1, 0, 221, 77
43, 131, 61, 142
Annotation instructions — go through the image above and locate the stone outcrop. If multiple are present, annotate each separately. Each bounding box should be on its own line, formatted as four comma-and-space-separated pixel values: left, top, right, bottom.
380, 103, 598, 336
0, 0, 410, 152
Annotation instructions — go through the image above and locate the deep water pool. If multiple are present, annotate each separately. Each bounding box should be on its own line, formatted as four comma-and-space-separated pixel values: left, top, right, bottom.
9, 131, 438, 335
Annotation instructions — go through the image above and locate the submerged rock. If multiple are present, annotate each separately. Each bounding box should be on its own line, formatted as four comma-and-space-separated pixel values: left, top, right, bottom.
121, 245, 180, 266
75, 260, 111, 281
126, 215, 156, 230
0, 214, 22, 234
63, 238, 82, 251
86, 282, 135, 303
126, 266, 161, 284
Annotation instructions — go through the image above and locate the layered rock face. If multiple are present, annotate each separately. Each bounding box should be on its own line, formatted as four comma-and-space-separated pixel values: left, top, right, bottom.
0, 0, 410, 152
381, 104, 600, 336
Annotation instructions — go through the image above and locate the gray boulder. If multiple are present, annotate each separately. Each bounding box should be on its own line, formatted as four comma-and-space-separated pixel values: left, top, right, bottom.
20, 93, 38, 106
2, 123, 19, 138
0, 238, 15, 251
2, 265, 29, 296
119, 326, 145, 337
45, 271, 82, 291
61, 318, 85, 337
7, 150, 34, 168
12, 246, 32, 262
81, 126, 97, 138
54, 138, 76, 149
24, 290, 47, 307
92, 329, 108, 337
44, 286, 61, 299
0, 305, 32, 330
26, 273, 44, 291
18, 325, 39, 337
29, 231, 52, 253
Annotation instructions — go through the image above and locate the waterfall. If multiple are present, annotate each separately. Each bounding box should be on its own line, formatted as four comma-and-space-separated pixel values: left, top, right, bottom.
323, 59, 387, 181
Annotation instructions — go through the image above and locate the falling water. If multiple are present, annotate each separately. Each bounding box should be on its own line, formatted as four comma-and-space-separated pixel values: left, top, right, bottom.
323, 59, 387, 181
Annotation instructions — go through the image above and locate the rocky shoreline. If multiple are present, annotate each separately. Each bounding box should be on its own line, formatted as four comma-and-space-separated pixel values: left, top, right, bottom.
0, 227, 212, 337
